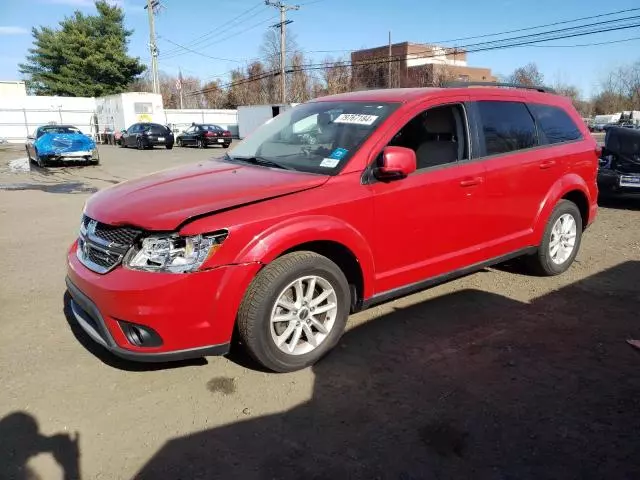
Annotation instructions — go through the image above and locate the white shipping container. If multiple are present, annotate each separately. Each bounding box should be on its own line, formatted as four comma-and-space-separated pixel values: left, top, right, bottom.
95, 92, 164, 134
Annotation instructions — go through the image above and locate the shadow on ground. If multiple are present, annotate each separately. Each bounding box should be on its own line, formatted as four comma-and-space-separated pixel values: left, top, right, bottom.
0, 412, 81, 480
132, 261, 640, 479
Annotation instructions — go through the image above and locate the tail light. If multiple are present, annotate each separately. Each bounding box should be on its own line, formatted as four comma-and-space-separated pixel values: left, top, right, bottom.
204, 131, 215, 137
223, 131, 231, 137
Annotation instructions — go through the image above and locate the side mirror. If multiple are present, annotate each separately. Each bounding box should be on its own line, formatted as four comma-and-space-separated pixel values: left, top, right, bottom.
374, 146, 417, 181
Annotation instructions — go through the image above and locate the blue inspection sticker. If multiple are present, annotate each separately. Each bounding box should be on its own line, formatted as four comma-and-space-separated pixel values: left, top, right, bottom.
328, 148, 348, 160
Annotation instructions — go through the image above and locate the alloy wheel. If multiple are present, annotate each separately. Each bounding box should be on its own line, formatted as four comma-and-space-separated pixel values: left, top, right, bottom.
549, 213, 577, 265
270, 275, 338, 356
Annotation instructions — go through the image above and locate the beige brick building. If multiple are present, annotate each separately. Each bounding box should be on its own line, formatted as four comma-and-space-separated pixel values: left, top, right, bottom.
351, 42, 496, 89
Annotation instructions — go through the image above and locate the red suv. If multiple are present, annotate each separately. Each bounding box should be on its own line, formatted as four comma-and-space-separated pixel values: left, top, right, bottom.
66, 85, 598, 372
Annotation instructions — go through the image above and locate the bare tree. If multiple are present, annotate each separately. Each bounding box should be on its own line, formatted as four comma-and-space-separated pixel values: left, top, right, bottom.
509, 63, 544, 86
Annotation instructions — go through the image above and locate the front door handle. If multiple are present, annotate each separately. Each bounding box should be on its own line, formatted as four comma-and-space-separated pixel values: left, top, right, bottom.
539, 160, 557, 169
460, 176, 483, 187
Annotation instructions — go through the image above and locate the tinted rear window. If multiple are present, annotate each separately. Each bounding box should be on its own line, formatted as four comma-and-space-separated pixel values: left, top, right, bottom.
200, 125, 221, 131
477, 101, 536, 156
142, 124, 168, 134
528, 104, 583, 145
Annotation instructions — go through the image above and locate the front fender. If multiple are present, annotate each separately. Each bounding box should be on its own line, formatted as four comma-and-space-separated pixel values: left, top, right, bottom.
235, 215, 376, 298
533, 173, 591, 244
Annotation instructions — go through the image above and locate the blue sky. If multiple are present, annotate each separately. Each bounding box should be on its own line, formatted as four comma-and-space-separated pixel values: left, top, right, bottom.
1, 0, 639, 97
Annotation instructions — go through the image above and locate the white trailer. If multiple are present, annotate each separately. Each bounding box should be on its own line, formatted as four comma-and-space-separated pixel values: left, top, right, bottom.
95, 92, 164, 136
237, 104, 296, 139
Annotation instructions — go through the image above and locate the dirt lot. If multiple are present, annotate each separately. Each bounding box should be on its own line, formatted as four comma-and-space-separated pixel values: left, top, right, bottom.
1, 143, 639, 479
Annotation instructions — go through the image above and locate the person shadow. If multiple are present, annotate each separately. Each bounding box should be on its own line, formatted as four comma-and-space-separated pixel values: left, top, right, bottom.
134, 260, 640, 479
0, 412, 81, 480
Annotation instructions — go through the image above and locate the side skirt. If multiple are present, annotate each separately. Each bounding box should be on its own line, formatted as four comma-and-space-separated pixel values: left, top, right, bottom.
360, 247, 537, 310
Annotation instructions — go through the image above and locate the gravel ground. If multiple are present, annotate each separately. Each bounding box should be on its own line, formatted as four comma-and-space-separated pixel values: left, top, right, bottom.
1, 143, 639, 480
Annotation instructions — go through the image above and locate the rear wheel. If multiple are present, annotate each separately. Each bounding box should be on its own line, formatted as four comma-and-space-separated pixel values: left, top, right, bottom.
525, 200, 582, 276
136, 138, 144, 150
166, 144, 173, 150
237, 252, 350, 373
223, 143, 230, 149
176, 138, 183, 147
119, 138, 126, 148
196, 138, 205, 149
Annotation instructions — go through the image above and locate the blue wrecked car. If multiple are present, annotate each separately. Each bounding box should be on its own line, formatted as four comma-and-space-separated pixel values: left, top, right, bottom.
26, 124, 99, 167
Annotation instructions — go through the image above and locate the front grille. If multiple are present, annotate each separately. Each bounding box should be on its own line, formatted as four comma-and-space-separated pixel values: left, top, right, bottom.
94, 223, 140, 246
78, 216, 142, 273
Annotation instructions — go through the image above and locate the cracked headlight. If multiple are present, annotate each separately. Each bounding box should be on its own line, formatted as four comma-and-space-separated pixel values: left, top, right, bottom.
125, 231, 227, 273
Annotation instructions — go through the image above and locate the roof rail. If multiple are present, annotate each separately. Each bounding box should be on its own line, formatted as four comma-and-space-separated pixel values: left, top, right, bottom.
443, 81, 555, 94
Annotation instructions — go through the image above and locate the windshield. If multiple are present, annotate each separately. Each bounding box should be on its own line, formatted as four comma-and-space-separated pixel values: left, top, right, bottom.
227, 101, 399, 174
38, 125, 82, 136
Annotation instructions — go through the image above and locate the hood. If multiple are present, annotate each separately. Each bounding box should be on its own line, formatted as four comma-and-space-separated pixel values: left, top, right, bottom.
37, 133, 95, 154
84, 160, 329, 230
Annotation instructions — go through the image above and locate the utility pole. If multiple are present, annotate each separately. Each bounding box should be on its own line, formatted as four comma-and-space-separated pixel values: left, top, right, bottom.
265, 1, 299, 104
144, 0, 160, 94
177, 69, 184, 109
388, 31, 392, 89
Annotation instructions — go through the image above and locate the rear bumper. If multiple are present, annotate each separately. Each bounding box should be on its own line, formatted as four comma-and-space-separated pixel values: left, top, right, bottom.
598, 169, 640, 195
205, 138, 232, 146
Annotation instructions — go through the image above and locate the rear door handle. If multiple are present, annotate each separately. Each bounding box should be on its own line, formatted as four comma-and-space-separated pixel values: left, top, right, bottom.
539, 160, 557, 169
460, 177, 483, 187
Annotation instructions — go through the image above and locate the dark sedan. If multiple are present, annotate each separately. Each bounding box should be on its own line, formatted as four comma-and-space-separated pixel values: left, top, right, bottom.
598, 126, 640, 197
176, 124, 232, 148
120, 123, 174, 150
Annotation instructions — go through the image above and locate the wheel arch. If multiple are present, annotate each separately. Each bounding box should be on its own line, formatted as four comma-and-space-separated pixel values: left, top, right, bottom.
533, 174, 592, 244
234, 215, 375, 303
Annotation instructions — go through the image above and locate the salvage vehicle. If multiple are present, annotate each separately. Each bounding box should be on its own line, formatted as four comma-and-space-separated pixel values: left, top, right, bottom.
176, 124, 233, 148
598, 126, 640, 196
67, 83, 599, 372
26, 124, 99, 167
119, 123, 174, 150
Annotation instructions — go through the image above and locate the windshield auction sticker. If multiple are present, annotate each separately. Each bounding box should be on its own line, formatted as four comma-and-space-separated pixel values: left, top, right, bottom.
333, 114, 379, 126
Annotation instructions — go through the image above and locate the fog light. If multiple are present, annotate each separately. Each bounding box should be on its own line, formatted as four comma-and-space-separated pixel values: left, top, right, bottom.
119, 321, 163, 347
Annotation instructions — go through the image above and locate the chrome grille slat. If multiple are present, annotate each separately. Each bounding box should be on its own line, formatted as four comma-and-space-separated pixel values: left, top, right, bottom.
78, 216, 141, 273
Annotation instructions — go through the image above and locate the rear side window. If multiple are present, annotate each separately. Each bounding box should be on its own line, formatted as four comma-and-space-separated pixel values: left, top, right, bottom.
476, 101, 536, 156
528, 104, 583, 145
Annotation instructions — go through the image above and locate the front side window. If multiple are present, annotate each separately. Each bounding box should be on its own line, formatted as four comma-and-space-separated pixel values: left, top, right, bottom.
528, 104, 583, 145
476, 101, 536, 156
228, 101, 399, 174
388, 103, 469, 170
128, 124, 139, 134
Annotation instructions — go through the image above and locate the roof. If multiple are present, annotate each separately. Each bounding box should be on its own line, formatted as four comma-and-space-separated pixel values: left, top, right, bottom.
313, 86, 565, 105
313, 88, 443, 103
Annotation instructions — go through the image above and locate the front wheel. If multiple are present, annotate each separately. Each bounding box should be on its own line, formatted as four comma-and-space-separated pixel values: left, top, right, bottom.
525, 200, 582, 276
176, 138, 183, 147
237, 252, 350, 372
136, 138, 144, 150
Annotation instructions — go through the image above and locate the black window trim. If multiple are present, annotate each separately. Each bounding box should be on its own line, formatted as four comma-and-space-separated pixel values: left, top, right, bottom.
527, 102, 584, 147
362, 101, 474, 185
469, 100, 584, 162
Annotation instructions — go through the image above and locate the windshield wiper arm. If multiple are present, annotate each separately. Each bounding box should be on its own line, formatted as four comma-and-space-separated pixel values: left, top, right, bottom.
227, 155, 294, 171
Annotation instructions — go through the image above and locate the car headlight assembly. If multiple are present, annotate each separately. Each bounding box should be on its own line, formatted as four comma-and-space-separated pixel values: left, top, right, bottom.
125, 231, 227, 273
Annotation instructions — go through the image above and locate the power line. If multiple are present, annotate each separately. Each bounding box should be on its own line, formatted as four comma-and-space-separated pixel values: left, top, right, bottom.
160, 14, 278, 60
160, 1, 265, 56
158, 36, 244, 62
526, 35, 640, 48
294, 6, 640, 55
187, 18, 640, 95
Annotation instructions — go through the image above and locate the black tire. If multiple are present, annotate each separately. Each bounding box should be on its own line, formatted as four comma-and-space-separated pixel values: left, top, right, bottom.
223, 143, 230, 149
196, 138, 206, 149
524, 200, 583, 276
237, 251, 350, 373
34, 148, 45, 167
25, 146, 32, 162
136, 138, 144, 150
166, 144, 173, 150
176, 138, 183, 147
119, 138, 126, 148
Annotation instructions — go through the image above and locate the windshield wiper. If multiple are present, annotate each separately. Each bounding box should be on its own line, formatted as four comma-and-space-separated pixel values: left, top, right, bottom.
227, 155, 294, 171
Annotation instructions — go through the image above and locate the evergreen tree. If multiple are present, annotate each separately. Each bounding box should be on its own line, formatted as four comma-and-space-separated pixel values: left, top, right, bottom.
19, 0, 145, 97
